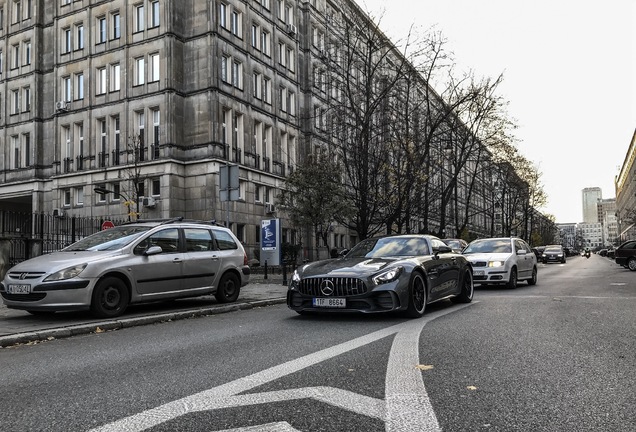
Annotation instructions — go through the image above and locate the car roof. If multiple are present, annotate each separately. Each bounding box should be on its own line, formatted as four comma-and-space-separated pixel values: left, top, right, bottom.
123, 217, 227, 229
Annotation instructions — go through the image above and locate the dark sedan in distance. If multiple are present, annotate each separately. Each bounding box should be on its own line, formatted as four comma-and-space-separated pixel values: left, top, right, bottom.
287, 235, 474, 318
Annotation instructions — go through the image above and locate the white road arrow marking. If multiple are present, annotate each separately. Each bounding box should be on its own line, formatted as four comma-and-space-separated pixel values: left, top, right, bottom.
90, 305, 472, 432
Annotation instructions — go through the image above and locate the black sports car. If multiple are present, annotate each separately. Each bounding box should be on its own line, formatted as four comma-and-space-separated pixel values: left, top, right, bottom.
287, 234, 474, 317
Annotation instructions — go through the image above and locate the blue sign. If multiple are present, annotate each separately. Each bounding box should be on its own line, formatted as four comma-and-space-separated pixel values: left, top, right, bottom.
261, 219, 278, 251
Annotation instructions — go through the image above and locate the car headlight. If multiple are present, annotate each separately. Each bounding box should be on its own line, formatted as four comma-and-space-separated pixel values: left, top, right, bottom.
292, 269, 301, 283
43, 264, 88, 282
373, 266, 403, 284
488, 261, 504, 268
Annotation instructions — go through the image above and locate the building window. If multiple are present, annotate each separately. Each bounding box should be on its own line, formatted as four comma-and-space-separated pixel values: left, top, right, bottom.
22, 133, 30, 166
22, 86, 29, 112
251, 24, 259, 49
137, 111, 145, 161
75, 186, 84, 206
11, 89, 18, 114
253, 72, 262, 99
110, 64, 120, 91
99, 119, 107, 167
230, 10, 241, 37
150, 53, 159, 82
12, 1, 20, 24
288, 91, 295, 116
11, 44, 18, 68
151, 178, 160, 196
75, 25, 84, 50
150, 1, 159, 27
98, 17, 106, 43
260, 31, 270, 56
113, 116, 120, 165
75, 73, 84, 100
112, 12, 120, 39
151, 109, 160, 158
263, 77, 271, 104
135, 57, 145, 85
63, 76, 71, 102
97, 67, 106, 94
23, 40, 30, 65
280, 87, 287, 112
219, 3, 227, 29
221, 56, 229, 83
135, 4, 145, 32
231, 60, 242, 89
63, 189, 71, 207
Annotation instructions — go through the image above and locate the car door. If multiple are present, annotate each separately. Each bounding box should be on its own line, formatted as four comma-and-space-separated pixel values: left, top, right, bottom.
427, 238, 460, 299
130, 228, 184, 297
514, 239, 533, 279
181, 227, 222, 293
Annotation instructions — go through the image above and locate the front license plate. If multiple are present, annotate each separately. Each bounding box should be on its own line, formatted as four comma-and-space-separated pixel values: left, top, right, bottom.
473, 270, 484, 276
8, 284, 31, 294
313, 297, 346, 308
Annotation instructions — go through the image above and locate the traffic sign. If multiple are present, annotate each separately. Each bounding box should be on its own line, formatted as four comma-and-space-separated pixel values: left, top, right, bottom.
102, 220, 115, 230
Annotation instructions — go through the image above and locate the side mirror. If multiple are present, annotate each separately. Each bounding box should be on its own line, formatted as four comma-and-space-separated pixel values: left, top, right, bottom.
145, 245, 163, 256
338, 249, 349, 258
433, 245, 453, 256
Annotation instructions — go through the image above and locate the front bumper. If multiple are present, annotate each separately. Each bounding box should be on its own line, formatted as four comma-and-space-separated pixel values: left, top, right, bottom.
0, 278, 94, 312
471, 267, 511, 284
287, 289, 401, 313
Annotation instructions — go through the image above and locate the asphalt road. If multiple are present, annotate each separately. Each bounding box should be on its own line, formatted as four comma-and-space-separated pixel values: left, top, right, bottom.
0, 255, 634, 432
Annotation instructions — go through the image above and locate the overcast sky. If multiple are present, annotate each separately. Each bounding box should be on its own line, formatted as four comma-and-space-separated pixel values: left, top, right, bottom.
354, 0, 636, 223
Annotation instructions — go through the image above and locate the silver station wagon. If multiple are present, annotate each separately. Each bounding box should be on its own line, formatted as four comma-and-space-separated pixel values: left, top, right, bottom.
0, 218, 250, 318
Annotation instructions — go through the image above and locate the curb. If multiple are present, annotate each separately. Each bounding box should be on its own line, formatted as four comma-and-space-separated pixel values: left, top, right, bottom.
0, 297, 287, 348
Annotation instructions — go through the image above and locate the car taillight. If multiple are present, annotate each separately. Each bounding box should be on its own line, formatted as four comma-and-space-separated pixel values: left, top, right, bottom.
244, 252, 248, 266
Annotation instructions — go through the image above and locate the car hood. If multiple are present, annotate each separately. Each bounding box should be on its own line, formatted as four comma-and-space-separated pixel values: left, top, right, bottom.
6, 250, 122, 273
299, 257, 400, 278
463, 252, 512, 262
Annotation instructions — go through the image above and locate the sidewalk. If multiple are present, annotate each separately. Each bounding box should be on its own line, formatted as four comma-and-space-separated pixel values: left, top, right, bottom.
0, 276, 289, 348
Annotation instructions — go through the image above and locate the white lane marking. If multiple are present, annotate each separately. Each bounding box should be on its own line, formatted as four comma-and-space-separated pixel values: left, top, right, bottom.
385, 318, 443, 432
221, 423, 300, 432
91, 305, 471, 432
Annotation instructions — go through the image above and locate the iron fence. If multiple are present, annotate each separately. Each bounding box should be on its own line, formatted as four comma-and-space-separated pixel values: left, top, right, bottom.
0, 211, 127, 266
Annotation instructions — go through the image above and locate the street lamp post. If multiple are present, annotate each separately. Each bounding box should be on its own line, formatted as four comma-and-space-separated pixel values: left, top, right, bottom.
94, 187, 135, 221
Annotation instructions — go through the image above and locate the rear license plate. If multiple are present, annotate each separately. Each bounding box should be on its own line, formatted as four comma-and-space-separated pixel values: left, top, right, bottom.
8, 284, 31, 294
313, 297, 346, 308
473, 270, 484, 276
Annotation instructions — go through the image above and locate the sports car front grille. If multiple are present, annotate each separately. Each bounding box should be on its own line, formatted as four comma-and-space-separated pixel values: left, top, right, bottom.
298, 277, 368, 297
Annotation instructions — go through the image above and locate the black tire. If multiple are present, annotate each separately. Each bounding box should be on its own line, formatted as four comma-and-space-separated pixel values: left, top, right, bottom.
628, 258, 636, 271
215, 272, 241, 303
451, 269, 473, 303
404, 272, 427, 318
90, 277, 129, 318
527, 266, 537, 286
506, 267, 518, 289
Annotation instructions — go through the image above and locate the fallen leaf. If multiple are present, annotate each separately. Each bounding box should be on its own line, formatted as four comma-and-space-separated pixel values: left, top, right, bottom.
95, 327, 104, 333
415, 364, 434, 371
467, 385, 478, 391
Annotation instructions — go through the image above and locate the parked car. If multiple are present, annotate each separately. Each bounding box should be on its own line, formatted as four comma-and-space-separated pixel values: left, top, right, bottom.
614, 240, 636, 270
287, 234, 473, 317
0, 218, 250, 318
442, 238, 468, 253
542, 245, 566, 264
462, 237, 537, 289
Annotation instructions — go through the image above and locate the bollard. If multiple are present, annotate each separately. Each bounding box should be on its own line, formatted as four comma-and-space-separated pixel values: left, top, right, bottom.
264, 260, 268, 280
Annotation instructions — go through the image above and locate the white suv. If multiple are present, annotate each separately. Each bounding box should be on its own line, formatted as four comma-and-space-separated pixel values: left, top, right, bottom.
1, 218, 250, 317
462, 237, 537, 288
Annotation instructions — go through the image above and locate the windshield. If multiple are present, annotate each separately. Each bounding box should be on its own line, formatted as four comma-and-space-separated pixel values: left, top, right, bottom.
463, 239, 512, 254
64, 226, 151, 251
346, 237, 430, 258
544, 246, 562, 252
